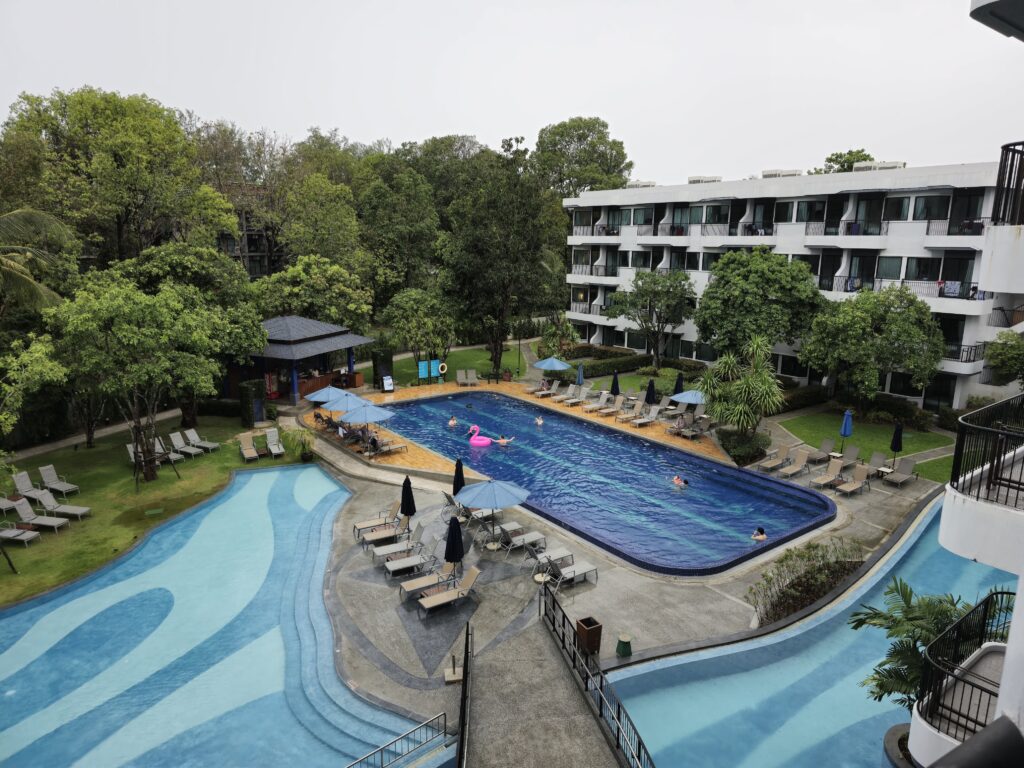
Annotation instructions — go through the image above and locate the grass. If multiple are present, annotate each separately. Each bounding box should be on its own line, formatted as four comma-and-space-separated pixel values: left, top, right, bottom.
780, 412, 953, 460
0, 416, 298, 606
392, 345, 526, 386
916, 454, 954, 484
589, 369, 695, 396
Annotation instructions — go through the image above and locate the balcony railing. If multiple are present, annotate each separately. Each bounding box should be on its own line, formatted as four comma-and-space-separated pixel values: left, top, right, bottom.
804, 220, 842, 236
570, 302, 595, 314
572, 225, 594, 236
818, 275, 875, 292
568, 264, 618, 277
926, 218, 989, 236
701, 222, 728, 236
738, 222, 775, 236
871, 279, 986, 300
917, 591, 1014, 743
656, 222, 689, 236
989, 304, 1024, 328
951, 392, 1024, 510
843, 220, 888, 236
944, 343, 985, 364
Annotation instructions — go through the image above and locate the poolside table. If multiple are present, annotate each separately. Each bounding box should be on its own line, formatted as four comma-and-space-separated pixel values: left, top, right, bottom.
828, 451, 844, 459
876, 466, 895, 477
531, 547, 573, 583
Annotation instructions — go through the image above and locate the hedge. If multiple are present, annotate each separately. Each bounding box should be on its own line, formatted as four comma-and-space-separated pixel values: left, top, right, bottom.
780, 384, 830, 412
196, 398, 243, 418
563, 343, 636, 361
550, 353, 654, 382
659, 358, 708, 376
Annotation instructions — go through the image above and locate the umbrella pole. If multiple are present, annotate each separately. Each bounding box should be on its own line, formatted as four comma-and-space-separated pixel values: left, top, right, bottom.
485, 509, 502, 551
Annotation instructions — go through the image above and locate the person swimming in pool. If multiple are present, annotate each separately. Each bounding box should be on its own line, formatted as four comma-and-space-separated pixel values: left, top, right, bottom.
752, 527, 767, 542
448, 415, 458, 428
672, 476, 689, 488
496, 434, 515, 446
535, 415, 544, 427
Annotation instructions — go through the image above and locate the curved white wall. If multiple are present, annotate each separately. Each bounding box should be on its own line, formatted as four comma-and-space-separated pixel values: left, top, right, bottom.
939, 485, 1024, 575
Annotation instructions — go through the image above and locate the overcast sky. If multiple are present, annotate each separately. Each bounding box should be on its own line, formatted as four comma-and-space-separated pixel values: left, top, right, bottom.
3, 0, 1024, 184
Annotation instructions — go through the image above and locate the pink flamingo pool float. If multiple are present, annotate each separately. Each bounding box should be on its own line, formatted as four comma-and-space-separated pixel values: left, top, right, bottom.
467, 425, 492, 447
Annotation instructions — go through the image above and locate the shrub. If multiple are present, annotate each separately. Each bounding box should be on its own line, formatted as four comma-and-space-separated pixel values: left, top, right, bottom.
835, 392, 933, 431
966, 395, 996, 411
196, 398, 242, 418
717, 427, 772, 465
780, 384, 829, 412
265, 404, 278, 421
748, 537, 864, 626
777, 375, 801, 390
659, 358, 707, 376
564, 343, 631, 361
550, 353, 653, 382
635, 365, 660, 377
937, 406, 964, 431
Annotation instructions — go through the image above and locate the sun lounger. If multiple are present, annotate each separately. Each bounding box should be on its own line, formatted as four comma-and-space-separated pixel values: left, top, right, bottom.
185, 428, 220, 452
400, 561, 457, 600
417, 566, 481, 618
551, 384, 577, 403
361, 515, 411, 546
456, 370, 468, 386
502, 530, 545, 558
564, 384, 594, 407
809, 458, 844, 489
38, 465, 79, 498
525, 543, 573, 575
866, 451, 890, 477
0, 494, 15, 515
154, 437, 185, 463
523, 381, 545, 395
836, 464, 872, 496
0, 521, 39, 546
806, 438, 835, 464
615, 399, 645, 423
466, 369, 480, 386
12, 471, 47, 503
598, 395, 626, 417
441, 492, 465, 521
778, 450, 809, 479
127, 444, 160, 466
475, 521, 522, 545
353, 500, 401, 537
550, 559, 598, 591
633, 405, 661, 428
36, 489, 91, 521
883, 458, 919, 488
385, 552, 436, 577
169, 432, 205, 459
372, 525, 426, 562
838, 445, 860, 470
265, 428, 285, 458
535, 381, 561, 399
238, 433, 259, 462
582, 392, 610, 413
469, 507, 499, 526
12, 498, 69, 533
756, 446, 792, 473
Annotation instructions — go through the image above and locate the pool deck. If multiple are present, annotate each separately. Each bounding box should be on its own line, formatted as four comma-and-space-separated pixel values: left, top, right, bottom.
300, 387, 944, 768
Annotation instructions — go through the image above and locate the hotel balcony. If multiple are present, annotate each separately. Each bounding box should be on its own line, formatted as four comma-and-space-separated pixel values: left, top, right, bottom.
566, 264, 622, 286
939, 342, 986, 375
814, 276, 993, 315
567, 224, 621, 245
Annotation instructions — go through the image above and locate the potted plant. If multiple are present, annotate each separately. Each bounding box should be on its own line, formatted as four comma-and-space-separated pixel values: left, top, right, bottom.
283, 428, 316, 463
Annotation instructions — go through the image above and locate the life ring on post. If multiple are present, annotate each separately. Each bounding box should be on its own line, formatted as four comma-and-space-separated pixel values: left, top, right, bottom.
438, 362, 448, 375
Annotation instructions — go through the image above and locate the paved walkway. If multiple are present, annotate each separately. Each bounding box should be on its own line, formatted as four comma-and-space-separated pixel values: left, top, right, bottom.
12, 409, 182, 461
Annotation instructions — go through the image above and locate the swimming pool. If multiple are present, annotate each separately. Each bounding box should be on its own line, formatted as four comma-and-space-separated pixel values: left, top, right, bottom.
386, 392, 834, 574
608, 501, 1013, 767
0, 466, 413, 767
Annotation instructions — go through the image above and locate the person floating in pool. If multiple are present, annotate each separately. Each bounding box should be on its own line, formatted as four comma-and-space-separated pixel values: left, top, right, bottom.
752, 527, 767, 542
448, 415, 458, 428
495, 434, 515, 446
672, 476, 689, 488
535, 415, 544, 427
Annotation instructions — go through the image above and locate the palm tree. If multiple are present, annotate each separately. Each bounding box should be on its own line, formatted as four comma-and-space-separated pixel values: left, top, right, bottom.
699, 335, 784, 435
0, 208, 71, 313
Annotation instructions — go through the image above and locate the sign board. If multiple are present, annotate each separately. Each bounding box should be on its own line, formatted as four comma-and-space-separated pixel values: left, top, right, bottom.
417, 360, 429, 380
429, 359, 441, 378
382, 375, 394, 393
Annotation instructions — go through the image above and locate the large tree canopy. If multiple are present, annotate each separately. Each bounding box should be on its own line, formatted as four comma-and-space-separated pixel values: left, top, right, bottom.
809, 148, 875, 175
279, 172, 363, 275
606, 269, 695, 368
695, 248, 823, 354
382, 288, 456, 364
532, 117, 632, 198
253, 253, 372, 332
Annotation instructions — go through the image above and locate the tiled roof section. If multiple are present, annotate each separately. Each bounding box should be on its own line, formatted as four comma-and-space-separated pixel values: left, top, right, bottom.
258, 316, 373, 360
262, 333, 375, 361
262, 315, 349, 342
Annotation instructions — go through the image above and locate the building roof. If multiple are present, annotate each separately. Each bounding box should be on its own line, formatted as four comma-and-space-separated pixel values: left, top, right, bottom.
259, 316, 373, 361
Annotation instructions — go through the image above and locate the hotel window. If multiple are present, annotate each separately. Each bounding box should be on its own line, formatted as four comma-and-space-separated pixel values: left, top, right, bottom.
702, 252, 721, 271
631, 251, 651, 269
670, 249, 687, 270
905, 257, 941, 281
632, 207, 654, 225
876, 256, 903, 280
678, 339, 695, 358
888, 372, 923, 398
672, 206, 689, 225
950, 190, 984, 222
774, 201, 794, 223
625, 332, 647, 351
913, 195, 951, 221
572, 287, 589, 303
572, 248, 592, 265
796, 200, 826, 222
780, 355, 808, 378
792, 254, 820, 275
705, 204, 728, 224
688, 206, 704, 225
685, 251, 701, 271
883, 197, 909, 221
696, 342, 718, 362
607, 209, 628, 228
573, 209, 593, 226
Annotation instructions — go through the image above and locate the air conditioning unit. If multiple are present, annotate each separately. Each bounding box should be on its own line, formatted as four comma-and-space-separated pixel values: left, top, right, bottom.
626, 179, 656, 188
762, 169, 803, 178
852, 161, 881, 172
687, 176, 722, 184
876, 160, 907, 170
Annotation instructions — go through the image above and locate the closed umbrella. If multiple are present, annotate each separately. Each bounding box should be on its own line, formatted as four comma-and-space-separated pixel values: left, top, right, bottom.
839, 409, 854, 451
452, 458, 466, 495
673, 371, 685, 395
444, 516, 465, 569
400, 475, 416, 519
670, 390, 705, 405
890, 420, 904, 464
534, 357, 572, 371
645, 378, 657, 405
610, 371, 621, 397
576, 363, 584, 387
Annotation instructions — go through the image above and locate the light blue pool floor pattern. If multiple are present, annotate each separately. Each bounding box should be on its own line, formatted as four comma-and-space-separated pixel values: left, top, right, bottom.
387, 392, 831, 572
0, 465, 412, 767
609, 505, 1014, 768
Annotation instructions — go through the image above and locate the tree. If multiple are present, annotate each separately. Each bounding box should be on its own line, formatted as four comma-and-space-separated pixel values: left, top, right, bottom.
694, 247, 823, 354
984, 330, 1024, 388
800, 286, 944, 402
698, 335, 784, 436
381, 288, 456, 364
444, 139, 566, 372
605, 269, 695, 368
533, 117, 633, 197
0, 336, 65, 437
538, 313, 580, 358
0, 208, 74, 316
279, 173, 364, 276
849, 578, 976, 711
809, 148, 875, 175
253, 254, 372, 332
396, 135, 484, 229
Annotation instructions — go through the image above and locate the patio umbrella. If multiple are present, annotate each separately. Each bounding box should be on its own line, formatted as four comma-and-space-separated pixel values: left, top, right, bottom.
534, 356, 572, 371
610, 371, 621, 397
306, 385, 348, 403
670, 390, 705, 405
673, 371, 685, 395
443, 516, 465, 568
452, 458, 466, 495
839, 409, 854, 451
645, 378, 657, 405
890, 420, 904, 464
400, 475, 416, 519
454, 479, 530, 509
322, 391, 372, 413
341, 403, 395, 425
576, 363, 585, 387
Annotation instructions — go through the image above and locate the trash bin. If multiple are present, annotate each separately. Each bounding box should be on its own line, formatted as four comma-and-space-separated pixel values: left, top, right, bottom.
576, 616, 602, 656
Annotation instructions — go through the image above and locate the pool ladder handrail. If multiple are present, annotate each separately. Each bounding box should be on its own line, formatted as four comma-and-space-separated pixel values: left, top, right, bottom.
345, 711, 447, 768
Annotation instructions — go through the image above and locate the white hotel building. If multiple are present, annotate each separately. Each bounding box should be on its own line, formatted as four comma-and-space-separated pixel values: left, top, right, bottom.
563, 153, 1024, 411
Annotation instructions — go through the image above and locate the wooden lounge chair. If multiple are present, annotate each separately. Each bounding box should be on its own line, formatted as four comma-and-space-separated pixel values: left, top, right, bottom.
456, 369, 468, 386
265, 428, 285, 458
535, 381, 561, 399
185, 428, 220, 452
238, 433, 259, 462
154, 437, 185, 463
778, 450, 810, 479
12, 497, 69, 533
838, 445, 860, 470
756, 446, 791, 473
615, 399, 645, 423
809, 458, 844, 489
633, 406, 661, 428
806, 438, 835, 464
361, 514, 410, 547
417, 566, 481, 618
582, 392, 610, 413
352, 500, 401, 537
466, 369, 480, 386
169, 432, 205, 459
564, 384, 594, 407
866, 452, 890, 477
400, 561, 457, 600
836, 464, 872, 496
38, 465, 79, 498
385, 551, 436, 578
551, 384, 577, 403
598, 395, 625, 417
0, 521, 39, 546
501, 529, 545, 558
883, 458, 919, 488
369, 440, 408, 458
550, 558, 598, 591
36, 489, 91, 521
12, 471, 46, 503
371, 524, 426, 562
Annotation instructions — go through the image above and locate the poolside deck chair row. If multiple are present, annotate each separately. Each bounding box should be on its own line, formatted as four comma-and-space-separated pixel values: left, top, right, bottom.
524, 541, 598, 591
456, 369, 480, 386
13, 466, 79, 503
0, 495, 95, 545
238, 428, 284, 463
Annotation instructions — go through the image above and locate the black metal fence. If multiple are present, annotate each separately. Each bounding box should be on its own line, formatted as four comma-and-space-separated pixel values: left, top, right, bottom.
346, 713, 447, 768
926, 218, 989, 236
539, 584, 656, 768
993, 140, 1024, 225
989, 304, 1024, 328
943, 343, 985, 364
951, 393, 1024, 510
456, 622, 474, 768
843, 220, 888, 236
917, 591, 1014, 742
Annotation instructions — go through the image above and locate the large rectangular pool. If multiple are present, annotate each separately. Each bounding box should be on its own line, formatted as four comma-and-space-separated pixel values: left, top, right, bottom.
386, 392, 834, 574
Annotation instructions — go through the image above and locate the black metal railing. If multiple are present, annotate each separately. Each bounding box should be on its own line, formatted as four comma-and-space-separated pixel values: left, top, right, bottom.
456, 623, 474, 768
989, 304, 1024, 328
943, 343, 985, 364
701, 222, 728, 236
818, 275, 875, 292
843, 220, 888, 236
738, 222, 775, 236
870, 279, 985, 300
804, 220, 842, 236
568, 264, 618, 277
596, 225, 622, 236
539, 583, 656, 768
951, 392, 1024, 510
926, 218, 989, 236
993, 140, 1024, 225
346, 712, 448, 768
917, 591, 1014, 742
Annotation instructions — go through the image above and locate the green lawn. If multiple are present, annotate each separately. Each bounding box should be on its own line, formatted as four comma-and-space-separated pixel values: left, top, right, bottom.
590, 369, 694, 396
780, 412, 953, 459
0, 416, 298, 606
916, 454, 954, 484
392, 345, 526, 386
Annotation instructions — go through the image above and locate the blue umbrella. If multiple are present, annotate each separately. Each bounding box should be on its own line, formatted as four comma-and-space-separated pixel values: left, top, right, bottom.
610, 371, 621, 397
673, 371, 685, 395
645, 378, 657, 405
455, 479, 529, 510
839, 409, 854, 451
306, 385, 348, 403
322, 391, 372, 412
444, 516, 465, 566
341, 403, 395, 424
670, 390, 705, 405
534, 356, 572, 371
576, 363, 584, 387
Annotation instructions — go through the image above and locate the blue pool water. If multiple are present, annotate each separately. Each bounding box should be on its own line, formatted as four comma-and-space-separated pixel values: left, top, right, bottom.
0, 466, 412, 767
609, 503, 1014, 768
387, 392, 834, 574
